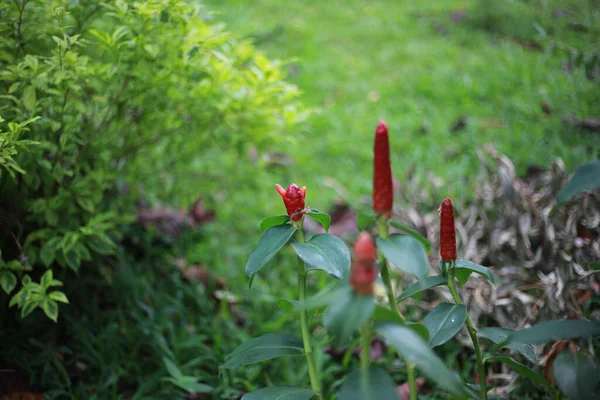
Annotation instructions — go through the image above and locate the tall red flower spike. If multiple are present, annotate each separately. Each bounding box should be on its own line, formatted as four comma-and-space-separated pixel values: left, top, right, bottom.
373, 120, 393, 217
439, 198, 457, 262
276, 183, 307, 222
350, 233, 378, 295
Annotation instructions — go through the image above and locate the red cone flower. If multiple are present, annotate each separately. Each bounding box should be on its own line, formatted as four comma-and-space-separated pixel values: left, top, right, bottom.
373, 120, 393, 217
276, 183, 307, 222
350, 233, 378, 295
439, 198, 457, 262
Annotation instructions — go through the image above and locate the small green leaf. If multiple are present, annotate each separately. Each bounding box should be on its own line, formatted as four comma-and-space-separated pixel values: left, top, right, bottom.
558, 161, 600, 205
245, 224, 298, 277
370, 305, 429, 340
485, 356, 552, 391
388, 220, 432, 254
163, 357, 183, 379
22, 85, 36, 112
376, 234, 428, 280
377, 323, 466, 396
40, 269, 53, 288
222, 333, 304, 368
41, 298, 59, 322
0, 271, 17, 294
242, 386, 314, 400
49, 291, 69, 304
356, 211, 376, 231
397, 275, 447, 303
553, 352, 600, 400
276, 298, 299, 314
423, 303, 467, 347
21, 300, 39, 318
295, 285, 350, 311
478, 327, 536, 362
337, 366, 400, 400
292, 233, 351, 279
63, 248, 81, 272
505, 320, 600, 346
306, 209, 331, 233
40, 237, 61, 267
260, 215, 289, 232
454, 260, 495, 285
169, 377, 213, 394
324, 288, 374, 346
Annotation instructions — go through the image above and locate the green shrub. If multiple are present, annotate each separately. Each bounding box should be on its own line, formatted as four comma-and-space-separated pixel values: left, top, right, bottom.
0, 0, 305, 320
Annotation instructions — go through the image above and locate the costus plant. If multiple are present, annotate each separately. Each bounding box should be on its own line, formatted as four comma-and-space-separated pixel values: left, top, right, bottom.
221, 122, 600, 399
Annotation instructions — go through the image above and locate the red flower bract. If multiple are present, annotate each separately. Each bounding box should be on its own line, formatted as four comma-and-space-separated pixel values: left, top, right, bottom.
439, 198, 457, 262
373, 120, 393, 217
276, 183, 307, 221
350, 233, 377, 295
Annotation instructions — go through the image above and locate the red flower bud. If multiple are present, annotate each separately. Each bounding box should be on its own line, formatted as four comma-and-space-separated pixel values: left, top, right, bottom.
350, 233, 377, 295
276, 183, 307, 222
373, 120, 393, 217
439, 198, 457, 262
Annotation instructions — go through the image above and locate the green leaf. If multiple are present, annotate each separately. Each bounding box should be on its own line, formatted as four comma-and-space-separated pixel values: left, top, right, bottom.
22, 85, 36, 112
558, 161, 600, 205
40, 269, 53, 288
377, 323, 466, 396
454, 260, 496, 285
87, 234, 116, 255
222, 333, 304, 368
356, 211, 376, 231
505, 320, 600, 346
163, 357, 183, 379
324, 288, 374, 346
245, 224, 298, 277
63, 248, 81, 272
49, 291, 69, 304
276, 298, 299, 314
242, 386, 314, 400
41, 298, 59, 322
553, 352, 600, 400
40, 237, 61, 267
371, 305, 429, 341
397, 275, 447, 303
376, 234, 428, 280
169, 377, 213, 394
292, 234, 351, 279
295, 285, 350, 311
478, 327, 536, 362
388, 220, 432, 254
0, 271, 17, 294
21, 300, 39, 318
423, 303, 467, 347
306, 209, 331, 233
260, 215, 290, 232
337, 366, 400, 400
485, 356, 552, 391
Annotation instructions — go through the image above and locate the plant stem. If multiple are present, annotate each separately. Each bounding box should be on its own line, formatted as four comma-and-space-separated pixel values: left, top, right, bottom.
360, 323, 371, 397
446, 264, 487, 400
376, 215, 417, 399
295, 227, 323, 399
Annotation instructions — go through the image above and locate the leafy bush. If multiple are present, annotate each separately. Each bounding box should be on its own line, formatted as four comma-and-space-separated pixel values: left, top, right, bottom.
0, 0, 305, 320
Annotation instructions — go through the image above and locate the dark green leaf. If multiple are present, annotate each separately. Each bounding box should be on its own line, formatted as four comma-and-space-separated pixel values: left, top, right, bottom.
388, 220, 432, 254
242, 386, 314, 400
558, 161, 600, 205
245, 224, 298, 277
169, 377, 213, 394
377, 323, 466, 396
553, 352, 600, 400
423, 303, 467, 347
505, 320, 600, 346
356, 211, 376, 231
454, 260, 495, 285
260, 215, 289, 232
63, 248, 81, 272
295, 285, 350, 311
370, 306, 429, 341
306, 209, 331, 233
397, 276, 447, 303
41, 299, 59, 322
292, 233, 351, 279
337, 366, 400, 400
40, 237, 61, 267
163, 357, 183, 379
478, 327, 536, 362
324, 288, 374, 346
222, 333, 303, 368
376, 234, 428, 280
0, 271, 17, 294
485, 356, 552, 391
87, 234, 116, 255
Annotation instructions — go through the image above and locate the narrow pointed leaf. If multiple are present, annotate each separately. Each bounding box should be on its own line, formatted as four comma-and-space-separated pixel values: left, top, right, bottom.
371, 305, 429, 341
423, 303, 467, 347
505, 320, 600, 346
245, 224, 298, 277
478, 327, 536, 362
337, 366, 400, 400
260, 215, 289, 232
276, 299, 299, 314
558, 161, 600, 205
553, 352, 600, 400
292, 233, 350, 279
388, 220, 432, 254
485, 356, 552, 391
377, 323, 466, 396
306, 209, 331, 233
242, 387, 314, 400
222, 333, 303, 368
454, 260, 495, 285
376, 234, 428, 280
324, 288, 374, 346
397, 275, 447, 303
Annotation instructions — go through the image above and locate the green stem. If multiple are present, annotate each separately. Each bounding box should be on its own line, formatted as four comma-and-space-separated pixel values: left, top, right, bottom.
407, 363, 417, 400
360, 323, 371, 397
446, 264, 487, 400
295, 227, 323, 399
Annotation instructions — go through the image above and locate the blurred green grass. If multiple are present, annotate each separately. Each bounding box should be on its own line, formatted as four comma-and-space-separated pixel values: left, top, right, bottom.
203, 0, 599, 207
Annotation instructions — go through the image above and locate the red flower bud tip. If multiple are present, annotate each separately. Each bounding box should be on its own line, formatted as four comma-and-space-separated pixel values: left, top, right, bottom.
350, 233, 377, 295
439, 198, 457, 262
276, 183, 307, 222
373, 120, 393, 217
